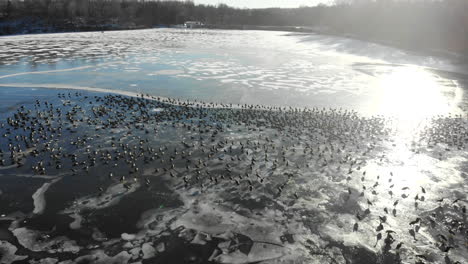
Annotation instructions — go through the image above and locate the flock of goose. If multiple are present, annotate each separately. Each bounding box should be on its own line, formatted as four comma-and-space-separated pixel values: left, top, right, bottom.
0, 91, 466, 264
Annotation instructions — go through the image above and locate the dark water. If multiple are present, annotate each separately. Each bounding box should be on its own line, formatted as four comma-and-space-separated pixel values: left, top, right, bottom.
0, 29, 467, 264
0, 87, 466, 264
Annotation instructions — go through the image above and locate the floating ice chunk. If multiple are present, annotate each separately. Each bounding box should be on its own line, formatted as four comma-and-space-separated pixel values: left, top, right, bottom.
124, 68, 140, 72
69, 213, 83, 229
150, 108, 164, 113
214, 242, 285, 264
208, 249, 221, 261
123, 242, 133, 249
62, 182, 141, 225
32, 178, 60, 215
170, 203, 234, 234
74, 250, 132, 264
326, 247, 346, 264
155, 242, 165, 253
148, 69, 184, 76
129, 247, 141, 260
137, 207, 184, 234
29, 258, 59, 264
141, 242, 156, 259
91, 228, 107, 242
191, 232, 209, 245
121, 233, 137, 241
216, 231, 235, 241
217, 241, 231, 254
12, 227, 80, 253
0, 241, 27, 264
214, 250, 249, 264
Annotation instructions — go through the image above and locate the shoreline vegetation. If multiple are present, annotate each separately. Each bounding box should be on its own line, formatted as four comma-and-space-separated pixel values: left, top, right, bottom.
0, 0, 467, 59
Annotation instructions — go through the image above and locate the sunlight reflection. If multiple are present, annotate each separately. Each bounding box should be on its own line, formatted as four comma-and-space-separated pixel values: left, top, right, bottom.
370, 66, 463, 190
377, 66, 453, 119
373, 66, 461, 140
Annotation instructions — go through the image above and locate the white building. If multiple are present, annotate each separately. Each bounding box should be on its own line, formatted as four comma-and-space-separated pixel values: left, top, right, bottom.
184, 21, 204, 29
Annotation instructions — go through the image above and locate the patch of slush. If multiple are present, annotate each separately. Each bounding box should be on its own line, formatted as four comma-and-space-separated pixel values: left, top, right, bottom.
32, 178, 61, 215
62, 182, 141, 230
0, 241, 27, 263
12, 227, 80, 253
148, 69, 184, 76
73, 250, 132, 264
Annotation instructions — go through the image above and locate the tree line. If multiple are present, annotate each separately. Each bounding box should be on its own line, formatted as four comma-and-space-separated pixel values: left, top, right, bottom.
0, 0, 467, 55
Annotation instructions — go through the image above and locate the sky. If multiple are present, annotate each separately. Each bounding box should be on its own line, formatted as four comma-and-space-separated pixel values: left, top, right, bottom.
193, 0, 332, 9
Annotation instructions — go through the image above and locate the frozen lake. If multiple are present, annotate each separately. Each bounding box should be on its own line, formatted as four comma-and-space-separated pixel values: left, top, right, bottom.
0, 29, 467, 264
1, 28, 467, 118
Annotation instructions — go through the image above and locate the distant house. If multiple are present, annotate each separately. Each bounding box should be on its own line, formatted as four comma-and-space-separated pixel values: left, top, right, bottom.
184, 21, 204, 29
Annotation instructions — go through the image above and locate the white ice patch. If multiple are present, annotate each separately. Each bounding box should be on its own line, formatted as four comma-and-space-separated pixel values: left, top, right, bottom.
121, 233, 137, 241
62, 182, 141, 229
129, 247, 141, 260
12, 227, 80, 253
62, 182, 141, 213
69, 213, 83, 230
29, 258, 59, 264
32, 178, 61, 215
137, 207, 186, 235
155, 242, 165, 253
141, 242, 156, 259
148, 69, 184, 76
150, 108, 164, 113
214, 243, 284, 264
73, 250, 132, 264
0, 241, 27, 264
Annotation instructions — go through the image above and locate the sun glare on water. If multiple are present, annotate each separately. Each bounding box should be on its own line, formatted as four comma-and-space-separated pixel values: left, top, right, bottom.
373, 66, 461, 139
367, 66, 464, 189
377, 66, 458, 119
